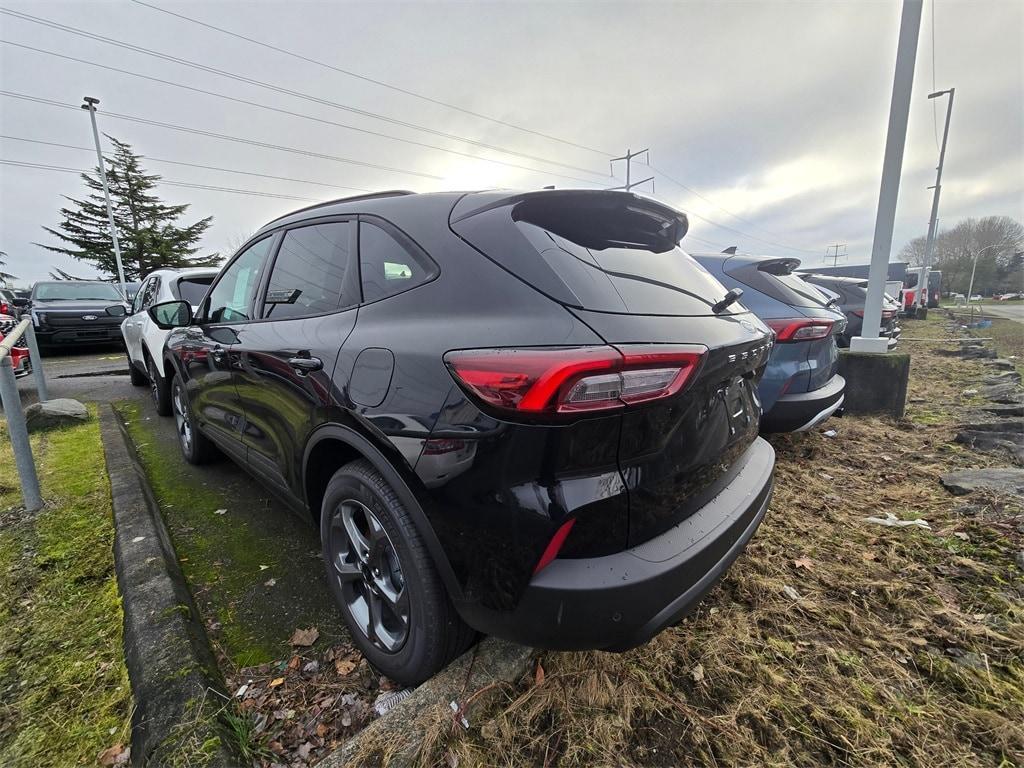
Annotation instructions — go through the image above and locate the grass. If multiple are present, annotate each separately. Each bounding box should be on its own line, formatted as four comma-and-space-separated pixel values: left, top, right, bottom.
0, 407, 133, 767
398, 314, 1024, 768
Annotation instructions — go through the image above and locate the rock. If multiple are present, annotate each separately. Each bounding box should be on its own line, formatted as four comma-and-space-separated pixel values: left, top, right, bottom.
982, 370, 1022, 387
24, 398, 89, 431
980, 381, 1024, 403
985, 359, 1018, 371
979, 403, 1024, 418
940, 468, 1024, 498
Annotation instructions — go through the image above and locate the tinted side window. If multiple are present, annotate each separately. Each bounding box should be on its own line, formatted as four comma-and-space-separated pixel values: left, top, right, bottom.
131, 278, 149, 314
359, 222, 434, 303
175, 276, 214, 306
206, 237, 273, 323
262, 222, 352, 319
141, 277, 161, 310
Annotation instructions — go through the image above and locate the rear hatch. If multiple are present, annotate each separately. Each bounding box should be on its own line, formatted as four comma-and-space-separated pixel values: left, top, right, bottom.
450, 190, 773, 546
722, 256, 844, 392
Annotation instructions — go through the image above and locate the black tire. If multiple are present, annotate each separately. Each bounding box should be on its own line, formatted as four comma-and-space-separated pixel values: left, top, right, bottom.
128, 356, 147, 386
320, 459, 475, 685
146, 353, 172, 417
170, 373, 218, 464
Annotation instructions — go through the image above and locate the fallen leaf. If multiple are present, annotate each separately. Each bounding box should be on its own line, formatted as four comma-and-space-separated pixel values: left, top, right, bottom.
268, 677, 285, 688
269, 740, 285, 755
953, 532, 970, 541
334, 658, 356, 676
287, 655, 301, 670
213, 508, 227, 515
290, 627, 319, 647
264, 578, 277, 587
297, 742, 313, 760
316, 723, 329, 738
303, 660, 320, 673
259, 564, 271, 571
534, 659, 545, 686
98, 744, 127, 766
909, 637, 928, 646
861, 551, 877, 561
691, 663, 705, 683
793, 557, 815, 571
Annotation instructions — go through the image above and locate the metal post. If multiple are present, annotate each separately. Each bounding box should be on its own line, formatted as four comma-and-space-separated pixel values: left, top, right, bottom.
851, 0, 923, 353
82, 97, 128, 299
0, 356, 42, 512
23, 324, 48, 403
921, 88, 955, 306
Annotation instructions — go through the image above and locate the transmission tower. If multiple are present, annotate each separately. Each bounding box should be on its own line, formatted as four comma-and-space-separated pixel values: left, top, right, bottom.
823, 243, 848, 267
608, 148, 654, 192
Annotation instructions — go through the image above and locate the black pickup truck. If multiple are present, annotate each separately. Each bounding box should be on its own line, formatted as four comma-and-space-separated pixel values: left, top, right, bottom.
29, 281, 129, 349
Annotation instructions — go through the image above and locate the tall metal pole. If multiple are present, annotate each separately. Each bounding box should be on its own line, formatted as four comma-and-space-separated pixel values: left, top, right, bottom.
920, 87, 955, 307
0, 357, 42, 512
81, 97, 127, 299
851, 0, 923, 353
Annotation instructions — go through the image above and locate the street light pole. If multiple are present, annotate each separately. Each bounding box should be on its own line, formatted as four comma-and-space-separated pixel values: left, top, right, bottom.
81, 96, 127, 299
851, 0, 923, 353
920, 87, 955, 308
966, 243, 1012, 306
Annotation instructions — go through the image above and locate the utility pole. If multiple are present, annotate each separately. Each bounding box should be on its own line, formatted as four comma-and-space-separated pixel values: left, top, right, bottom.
823, 244, 848, 267
609, 148, 654, 192
81, 96, 127, 299
850, 0, 923, 353
920, 87, 954, 308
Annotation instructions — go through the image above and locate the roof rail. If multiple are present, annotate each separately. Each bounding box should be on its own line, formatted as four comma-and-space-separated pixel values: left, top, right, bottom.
265, 190, 417, 225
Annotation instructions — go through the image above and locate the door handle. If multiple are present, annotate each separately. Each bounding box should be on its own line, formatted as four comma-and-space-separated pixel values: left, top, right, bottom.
288, 356, 323, 374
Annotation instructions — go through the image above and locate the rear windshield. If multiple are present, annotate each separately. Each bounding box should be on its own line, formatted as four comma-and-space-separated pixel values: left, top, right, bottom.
33, 282, 122, 301
451, 193, 733, 316
175, 276, 214, 306
724, 259, 834, 309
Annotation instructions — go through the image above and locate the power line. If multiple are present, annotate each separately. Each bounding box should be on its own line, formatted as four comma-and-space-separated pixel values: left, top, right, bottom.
0, 38, 602, 186
128, 0, 612, 158
0, 158, 322, 201
0, 134, 373, 193
645, 163, 821, 254
0, 6, 610, 178
0, 90, 443, 180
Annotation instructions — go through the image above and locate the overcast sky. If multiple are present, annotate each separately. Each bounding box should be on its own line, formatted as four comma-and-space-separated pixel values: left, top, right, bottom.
1, 0, 1021, 284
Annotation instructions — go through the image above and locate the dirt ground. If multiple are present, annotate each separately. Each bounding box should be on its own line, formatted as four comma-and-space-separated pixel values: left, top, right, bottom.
398, 314, 1024, 768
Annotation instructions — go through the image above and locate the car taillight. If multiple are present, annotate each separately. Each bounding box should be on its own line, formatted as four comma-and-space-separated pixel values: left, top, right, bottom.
764, 318, 834, 342
533, 518, 576, 575
443, 344, 706, 415
0, 303, 8, 315
852, 310, 896, 320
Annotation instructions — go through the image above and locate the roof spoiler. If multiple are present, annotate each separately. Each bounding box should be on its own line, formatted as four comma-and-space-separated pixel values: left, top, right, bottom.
756, 257, 802, 276
721, 246, 738, 254
450, 189, 688, 244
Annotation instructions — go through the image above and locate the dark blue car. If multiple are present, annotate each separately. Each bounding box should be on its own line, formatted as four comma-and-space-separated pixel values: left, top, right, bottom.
693, 251, 847, 432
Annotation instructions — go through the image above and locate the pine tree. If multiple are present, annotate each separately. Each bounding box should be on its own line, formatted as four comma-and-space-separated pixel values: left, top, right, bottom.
37, 137, 221, 280
0, 251, 16, 287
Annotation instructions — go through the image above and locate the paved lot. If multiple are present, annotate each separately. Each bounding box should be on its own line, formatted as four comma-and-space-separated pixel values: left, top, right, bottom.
981, 302, 1024, 324
16, 345, 141, 406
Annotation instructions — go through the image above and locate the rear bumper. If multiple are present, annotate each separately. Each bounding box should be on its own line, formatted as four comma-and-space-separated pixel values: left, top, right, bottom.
761, 374, 845, 433
456, 438, 774, 651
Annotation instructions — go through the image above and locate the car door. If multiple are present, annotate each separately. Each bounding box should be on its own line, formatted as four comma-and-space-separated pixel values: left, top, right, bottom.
232, 218, 359, 499
180, 236, 275, 461
123, 276, 155, 364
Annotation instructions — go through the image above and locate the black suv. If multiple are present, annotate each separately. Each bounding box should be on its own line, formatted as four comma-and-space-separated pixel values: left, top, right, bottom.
29, 280, 129, 348
150, 190, 776, 684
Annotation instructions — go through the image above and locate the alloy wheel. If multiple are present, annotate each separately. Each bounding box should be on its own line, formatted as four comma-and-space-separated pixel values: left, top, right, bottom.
172, 381, 193, 454
147, 358, 160, 408
327, 499, 409, 653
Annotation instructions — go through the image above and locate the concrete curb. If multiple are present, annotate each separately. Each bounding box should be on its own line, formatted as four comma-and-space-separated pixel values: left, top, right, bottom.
100, 405, 237, 767
320, 637, 534, 767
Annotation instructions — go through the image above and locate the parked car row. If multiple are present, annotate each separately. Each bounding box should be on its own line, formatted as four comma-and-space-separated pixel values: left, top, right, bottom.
112, 189, 866, 685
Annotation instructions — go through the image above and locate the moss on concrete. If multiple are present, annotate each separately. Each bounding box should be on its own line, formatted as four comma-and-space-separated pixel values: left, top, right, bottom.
113, 401, 345, 671
0, 407, 133, 767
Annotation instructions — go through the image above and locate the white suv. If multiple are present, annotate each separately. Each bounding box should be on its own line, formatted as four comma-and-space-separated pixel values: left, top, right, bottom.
122, 267, 218, 414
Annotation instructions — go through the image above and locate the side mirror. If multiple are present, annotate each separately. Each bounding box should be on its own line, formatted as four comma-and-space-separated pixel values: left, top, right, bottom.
106, 304, 127, 318
148, 300, 193, 330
